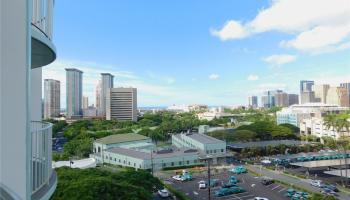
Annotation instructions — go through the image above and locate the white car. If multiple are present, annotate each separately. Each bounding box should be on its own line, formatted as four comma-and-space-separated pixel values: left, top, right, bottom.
254, 197, 269, 200
310, 180, 322, 187
158, 188, 170, 198
172, 175, 184, 181
198, 180, 206, 189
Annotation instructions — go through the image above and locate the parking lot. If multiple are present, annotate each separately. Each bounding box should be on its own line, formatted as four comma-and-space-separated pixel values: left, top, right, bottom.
162, 170, 289, 200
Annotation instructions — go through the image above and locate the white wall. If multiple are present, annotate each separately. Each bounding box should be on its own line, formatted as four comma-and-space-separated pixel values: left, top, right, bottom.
0, 0, 31, 199
31, 67, 42, 121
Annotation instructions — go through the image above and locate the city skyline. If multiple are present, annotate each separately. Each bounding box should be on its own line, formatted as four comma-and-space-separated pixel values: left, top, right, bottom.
43, 0, 350, 107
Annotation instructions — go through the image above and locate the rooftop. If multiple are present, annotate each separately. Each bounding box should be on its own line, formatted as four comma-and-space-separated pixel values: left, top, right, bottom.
105, 147, 198, 160
175, 133, 225, 144
95, 133, 149, 145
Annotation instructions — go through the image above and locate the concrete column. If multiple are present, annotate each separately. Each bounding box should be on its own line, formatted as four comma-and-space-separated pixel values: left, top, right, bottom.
0, 0, 31, 199
31, 67, 42, 121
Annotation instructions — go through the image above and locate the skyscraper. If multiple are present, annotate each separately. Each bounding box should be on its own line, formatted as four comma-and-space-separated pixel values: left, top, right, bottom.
263, 90, 283, 108
248, 96, 258, 108
106, 88, 137, 121
66, 68, 83, 118
44, 79, 60, 119
300, 80, 315, 104
326, 87, 349, 107
288, 94, 299, 106
83, 96, 89, 109
96, 80, 101, 109
314, 84, 330, 103
340, 83, 350, 106
261, 95, 269, 108
97, 73, 114, 116
275, 92, 289, 107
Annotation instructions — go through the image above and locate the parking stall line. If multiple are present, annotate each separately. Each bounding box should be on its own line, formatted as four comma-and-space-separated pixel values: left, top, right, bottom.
278, 187, 286, 193
271, 185, 281, 190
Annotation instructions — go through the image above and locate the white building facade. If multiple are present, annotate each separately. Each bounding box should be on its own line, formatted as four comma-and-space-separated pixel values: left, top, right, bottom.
106, 88, 137, 121
1, 0, 57, 199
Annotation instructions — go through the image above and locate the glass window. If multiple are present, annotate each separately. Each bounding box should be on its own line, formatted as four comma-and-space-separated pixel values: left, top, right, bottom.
128, 162, 130, 165
221, 149, 224, 152
171, 162, 174, 166
214, 150, 216, 153
187, 160, 189, 164
179, 161, 182, 165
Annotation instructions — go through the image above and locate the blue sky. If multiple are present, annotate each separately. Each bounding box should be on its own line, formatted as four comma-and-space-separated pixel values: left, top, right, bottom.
43, 0, 350, 107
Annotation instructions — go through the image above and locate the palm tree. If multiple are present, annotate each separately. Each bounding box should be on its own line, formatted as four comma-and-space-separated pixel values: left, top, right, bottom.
324, 114, 344, 185
334, 114, 350, 187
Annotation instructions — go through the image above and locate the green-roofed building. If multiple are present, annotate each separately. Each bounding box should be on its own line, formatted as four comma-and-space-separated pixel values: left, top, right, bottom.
93, 133, 154, 155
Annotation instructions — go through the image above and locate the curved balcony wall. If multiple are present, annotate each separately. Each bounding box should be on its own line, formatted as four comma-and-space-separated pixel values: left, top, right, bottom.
30, 121, 57, 200
31, 0, 56, 68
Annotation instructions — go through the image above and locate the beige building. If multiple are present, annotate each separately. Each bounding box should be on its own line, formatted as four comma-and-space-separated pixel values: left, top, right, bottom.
314, 84, 330, 104
106, 88, 138, 121
326, 87, 349, 107
300, 117, 350, 140
83, 96, 89, 109
275, 92, 289, 107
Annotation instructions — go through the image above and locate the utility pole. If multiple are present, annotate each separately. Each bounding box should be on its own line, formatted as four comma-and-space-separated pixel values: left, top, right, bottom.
151, 151, 154, 175
207, 158, 211, 200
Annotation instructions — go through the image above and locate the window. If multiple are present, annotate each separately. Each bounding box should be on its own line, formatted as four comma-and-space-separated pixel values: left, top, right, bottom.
206, 150, 209, 154
119, 159, 121, 163
186, 160, 189, 164
194, 160, 197, 163
106, 155, 108, 159
139, 164, 142, 168
128, 162, 130, 165
134, 163, 136, 167
221, 149, 224, 152
171, 162, 174, 166
179, 161, 182, 165
214, 150, 216, 153
114, 158, 116, 161
123, 160, 126, 164
162, 163, 166, 167
98, 147, 101, 152
109, 157, 112, 160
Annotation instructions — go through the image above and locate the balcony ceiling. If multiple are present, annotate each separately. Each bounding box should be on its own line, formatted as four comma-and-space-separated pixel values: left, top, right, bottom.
31, 26, 56, 69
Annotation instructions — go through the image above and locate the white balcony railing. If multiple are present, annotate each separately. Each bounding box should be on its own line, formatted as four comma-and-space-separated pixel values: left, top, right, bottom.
32, 0, 54, 40
30, 121, 53, 194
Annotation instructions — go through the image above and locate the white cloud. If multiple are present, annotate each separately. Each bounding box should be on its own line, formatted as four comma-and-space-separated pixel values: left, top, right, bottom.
164, 77, 175, 84
212, 0, 350, 53
263, 54, 296, 66
209, 74, 220, 80
247, 74, 259, 81
210, 20, 249, 40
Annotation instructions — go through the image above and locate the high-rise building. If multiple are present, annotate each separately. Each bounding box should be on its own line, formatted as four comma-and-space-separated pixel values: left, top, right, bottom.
263, 90, 283, 108
248, 96, 258, 108
96, 80, 101, 109
83, 96, 89, 109
106, 88, 137, 121
44, 79, 60, 119
261, 95, 269, 108
314, 84, 330, 103
1, 0, 57, 199
98, 73, 114, 116
300, 80, 315, 104
288, 94, 299, 106
326, 87, 349, 107
66, 68, 83, 118
340, 83, 350, 106
275, 92, 289, 107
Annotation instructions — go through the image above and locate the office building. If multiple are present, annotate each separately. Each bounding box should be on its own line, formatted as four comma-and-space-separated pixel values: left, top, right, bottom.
106, 88, 137, 121
300, 117, 350, 140
83, 96, 89, 109
288, 94, 299, 106
340, 83, 350, 106
66, 68, 83, 118
300, 80, 315, 104
98, 73, 114, 116
1, 0, 57, 199
91, 132, 229, 169
96, 80, 101, 110
44, 79, 60, 119
261, 95, 269, 108
83, 106, 98, 118
248, 96, 258, 108
275, 92, 289, 107
314, 84, 330, 103
326, 87, 349, 107
276, 103, 348, 127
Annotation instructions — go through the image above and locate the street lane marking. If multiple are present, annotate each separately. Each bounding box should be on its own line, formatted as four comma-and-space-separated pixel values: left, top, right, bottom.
271, 185, 281, 190
278, 187, 286, 193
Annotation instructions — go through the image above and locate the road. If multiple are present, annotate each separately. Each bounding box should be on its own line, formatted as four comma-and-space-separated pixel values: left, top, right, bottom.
247, 165, 349, 200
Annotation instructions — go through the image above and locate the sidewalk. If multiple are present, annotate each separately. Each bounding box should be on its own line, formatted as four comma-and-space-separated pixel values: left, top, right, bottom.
247, 165, 349, 200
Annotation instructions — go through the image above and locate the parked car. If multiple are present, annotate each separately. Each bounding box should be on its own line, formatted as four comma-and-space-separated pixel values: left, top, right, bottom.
322, 184, 339, 192
208, 179, 219, 187
231, 166, 247, 174
261, 177, 274, 185
158, 188, 170, 198
310, 180, 322, 187
221, 182, 237, 188
254, 197, 269, 200
214, 186, 246, 197
198, 180, 206, 189
172, 175, 184, 181
229, 176, 238, 184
